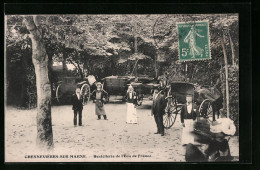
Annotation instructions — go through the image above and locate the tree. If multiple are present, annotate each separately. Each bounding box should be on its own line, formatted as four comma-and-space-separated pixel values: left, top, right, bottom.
5, 15, 34, 107
6, 14, 239, 130
23, 16, 54, 149
221, 32, 230, 117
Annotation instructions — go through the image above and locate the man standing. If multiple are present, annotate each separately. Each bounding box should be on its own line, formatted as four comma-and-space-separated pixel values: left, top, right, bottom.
151, 86, 167, 136
72, 88, 83, 126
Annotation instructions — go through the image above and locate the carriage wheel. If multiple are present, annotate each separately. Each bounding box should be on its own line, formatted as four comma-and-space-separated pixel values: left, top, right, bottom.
163, 102, 180, 129
199, 99, 213, 117
55, 84, 62, 103
80, 84, 91, 105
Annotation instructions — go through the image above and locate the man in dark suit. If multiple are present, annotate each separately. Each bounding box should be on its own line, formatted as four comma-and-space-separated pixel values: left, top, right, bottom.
151, 86, 167, 136
72, 88, 83, 126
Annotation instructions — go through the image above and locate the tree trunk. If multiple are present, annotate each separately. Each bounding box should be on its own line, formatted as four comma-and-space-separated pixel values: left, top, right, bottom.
76, 62, 84, 79
24, 16, 54, 150
155, 52, 158, 78
220, 65, 226, 110
134, 35, 137, 53
185, 63, 188, 79
228, 28, 235, 66
221, 34, 230, 118
46, 50, 54, 100
4, 16, 7, 104
134, 32, 138, 77
62, 55, 67, 71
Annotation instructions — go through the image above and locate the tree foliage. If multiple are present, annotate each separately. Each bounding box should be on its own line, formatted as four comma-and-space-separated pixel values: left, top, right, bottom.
6, 14, 239, 128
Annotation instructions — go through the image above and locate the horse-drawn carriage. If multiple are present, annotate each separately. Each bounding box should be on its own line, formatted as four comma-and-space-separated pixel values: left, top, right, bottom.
55, 74, 159, 106
163, 82, 214, 129
128, 76, 159, 105
55, 75, 96, 105
101, 75, 159, 105
101, 75, 132, 102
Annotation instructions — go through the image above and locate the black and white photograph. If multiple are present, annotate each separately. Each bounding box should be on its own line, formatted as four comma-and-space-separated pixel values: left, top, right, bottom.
4, 13, 240, 162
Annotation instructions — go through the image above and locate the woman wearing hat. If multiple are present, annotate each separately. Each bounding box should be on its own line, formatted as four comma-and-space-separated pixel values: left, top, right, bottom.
126, 85, 138, 124
91, 82, 108, 120
180, 94, 199, 145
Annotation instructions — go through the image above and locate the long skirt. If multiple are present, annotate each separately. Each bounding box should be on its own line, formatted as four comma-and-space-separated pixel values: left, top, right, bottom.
95, 100, 106, 116
126, 103, 137, 124
182, 119, 195, 145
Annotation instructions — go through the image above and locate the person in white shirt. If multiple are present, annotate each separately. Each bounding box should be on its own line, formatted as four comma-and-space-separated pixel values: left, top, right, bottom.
126, 85, 138, 124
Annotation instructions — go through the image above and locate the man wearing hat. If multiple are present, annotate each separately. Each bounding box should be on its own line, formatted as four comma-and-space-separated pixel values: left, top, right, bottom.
72, 88, 83, 126
151, 86, 167, 136
91, 82, 108, 120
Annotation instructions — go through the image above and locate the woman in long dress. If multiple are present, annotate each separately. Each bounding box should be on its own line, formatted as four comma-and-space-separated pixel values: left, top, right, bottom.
126, 85, 138, 124
92, 82, 108, 120
180, 94, 199, 145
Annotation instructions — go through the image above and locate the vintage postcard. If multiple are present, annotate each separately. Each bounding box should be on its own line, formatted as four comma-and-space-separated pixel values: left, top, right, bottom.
5, 13, 239, 162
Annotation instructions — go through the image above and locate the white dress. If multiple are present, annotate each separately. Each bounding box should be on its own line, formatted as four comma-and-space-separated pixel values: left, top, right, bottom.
126, 92, 137, 124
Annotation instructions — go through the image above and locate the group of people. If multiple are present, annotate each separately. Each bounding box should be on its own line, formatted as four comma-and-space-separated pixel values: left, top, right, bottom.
72, 82, 141, 126
72, 82, 108, 127
71, 81, 236, 162
71, 83, 166, 136
180, 93, 236, 162
125, 85, 167, 136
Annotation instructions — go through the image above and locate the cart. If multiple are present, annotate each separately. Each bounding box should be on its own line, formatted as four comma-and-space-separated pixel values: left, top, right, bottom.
130, 76, 159, 106
102, 75, 159, 105
163, 82, 214, 129
101, 76, 132, 102
55, 75, 96, 105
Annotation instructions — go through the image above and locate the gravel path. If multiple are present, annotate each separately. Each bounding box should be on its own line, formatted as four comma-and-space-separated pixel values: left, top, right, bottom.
5, 100, 238, 162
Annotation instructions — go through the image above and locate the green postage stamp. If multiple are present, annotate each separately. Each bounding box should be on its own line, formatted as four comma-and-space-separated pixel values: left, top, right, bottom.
177, 21, 211, 62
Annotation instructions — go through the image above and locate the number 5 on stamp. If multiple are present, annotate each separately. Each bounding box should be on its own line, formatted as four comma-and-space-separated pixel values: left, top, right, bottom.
177, 21, 211, 62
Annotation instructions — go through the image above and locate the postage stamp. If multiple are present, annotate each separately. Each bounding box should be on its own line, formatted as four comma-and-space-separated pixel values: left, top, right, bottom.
177, 21, 211, 62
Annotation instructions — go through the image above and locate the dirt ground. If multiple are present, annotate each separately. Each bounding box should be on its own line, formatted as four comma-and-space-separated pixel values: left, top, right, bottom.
5, 99, 239, 162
